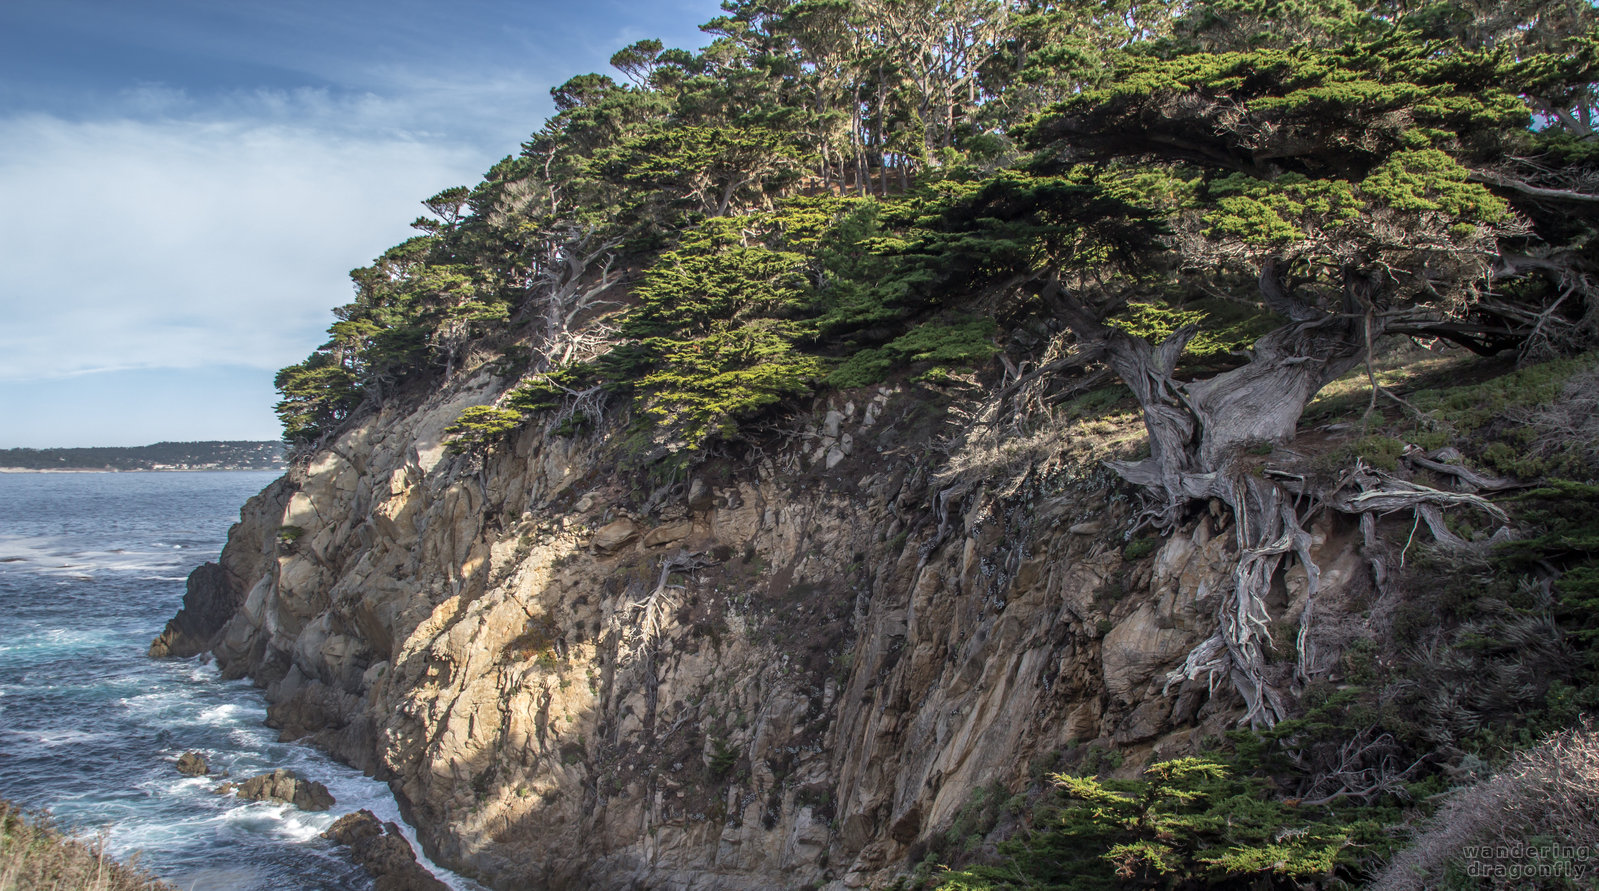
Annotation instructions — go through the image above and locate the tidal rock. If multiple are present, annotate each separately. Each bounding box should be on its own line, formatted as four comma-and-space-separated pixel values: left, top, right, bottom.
323, 810, 448, 891
231, 768, 335, 811
175, 752, 209, 776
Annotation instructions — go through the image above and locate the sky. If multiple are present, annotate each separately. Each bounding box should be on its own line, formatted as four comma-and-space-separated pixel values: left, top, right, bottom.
0, 0, 725, 448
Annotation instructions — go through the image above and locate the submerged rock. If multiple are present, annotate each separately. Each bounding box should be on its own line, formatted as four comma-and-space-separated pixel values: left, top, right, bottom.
222, 769, 335, 811
174, 752, 209, 776
323, 810, 448, 891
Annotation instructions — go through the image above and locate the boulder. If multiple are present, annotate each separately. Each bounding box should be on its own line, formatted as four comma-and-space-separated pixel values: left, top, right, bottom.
324, 810, 449, 891
591, 519, 638, 553
230, 769, 336, 811
175, 752, 209, 777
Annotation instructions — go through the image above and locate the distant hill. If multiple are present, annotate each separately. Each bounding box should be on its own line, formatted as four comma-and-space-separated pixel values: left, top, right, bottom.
0, 441, 286, 471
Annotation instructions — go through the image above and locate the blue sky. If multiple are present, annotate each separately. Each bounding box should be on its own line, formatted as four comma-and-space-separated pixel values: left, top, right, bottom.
0, 0, 724, 448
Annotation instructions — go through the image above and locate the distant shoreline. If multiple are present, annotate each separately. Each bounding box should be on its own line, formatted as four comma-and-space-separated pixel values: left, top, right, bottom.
0, 441, 286, 473
0, 467, 284, 474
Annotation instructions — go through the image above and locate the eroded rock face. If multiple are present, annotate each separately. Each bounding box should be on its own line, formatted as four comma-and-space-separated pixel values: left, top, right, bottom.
223, 769, 335, 812
150, 479, 295, 659
164, 367, 1372, 889
175, 752, 209, 777
324, 810, 448, 891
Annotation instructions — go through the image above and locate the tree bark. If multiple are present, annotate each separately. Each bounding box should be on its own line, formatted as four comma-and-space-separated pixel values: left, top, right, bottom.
1055, 267, 1378, 725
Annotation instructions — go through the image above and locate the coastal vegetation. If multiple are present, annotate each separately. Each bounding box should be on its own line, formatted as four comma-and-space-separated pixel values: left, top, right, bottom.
0, 798, 175, 891
261, 0, 1599, 887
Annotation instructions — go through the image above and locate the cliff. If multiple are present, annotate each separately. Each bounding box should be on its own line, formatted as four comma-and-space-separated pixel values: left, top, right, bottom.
149, 5, 1599, 883
156, 355, 1388, 889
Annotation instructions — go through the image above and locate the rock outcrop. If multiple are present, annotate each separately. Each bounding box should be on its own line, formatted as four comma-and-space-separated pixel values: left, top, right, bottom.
217, 769, 335, 812
150, 479, 295, 659
162, 362, 1377, 889
175, 752, 209, 777
324, 810, 449, 891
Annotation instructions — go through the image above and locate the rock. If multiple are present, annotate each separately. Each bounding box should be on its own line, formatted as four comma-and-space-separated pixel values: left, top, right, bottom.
231, 769, 336, 811
164, 358, 1392, 890
1102, 605, 1193, 700
591, 519, 638, 553
823, 409, 845, 438
641, 520, 692, 547
324, 810, 449, 891
687, 478, 713, 511
148, 562, 238, 658
175, 752, 209, 776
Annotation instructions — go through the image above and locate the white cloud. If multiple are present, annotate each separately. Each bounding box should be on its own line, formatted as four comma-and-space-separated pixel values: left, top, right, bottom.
0, 102, 489, 381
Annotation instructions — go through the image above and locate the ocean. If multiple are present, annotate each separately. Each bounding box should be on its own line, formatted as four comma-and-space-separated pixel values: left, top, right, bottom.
0, 471, 475, 891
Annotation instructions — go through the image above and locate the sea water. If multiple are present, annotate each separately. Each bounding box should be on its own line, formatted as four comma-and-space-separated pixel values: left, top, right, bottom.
0, 471, 480, 891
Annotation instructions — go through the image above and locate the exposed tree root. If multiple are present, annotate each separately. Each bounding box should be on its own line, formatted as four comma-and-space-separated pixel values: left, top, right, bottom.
1160, 458, 1515, 728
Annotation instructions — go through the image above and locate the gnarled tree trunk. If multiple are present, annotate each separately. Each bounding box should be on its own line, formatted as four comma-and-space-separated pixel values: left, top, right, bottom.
1052, 265, 1433, 725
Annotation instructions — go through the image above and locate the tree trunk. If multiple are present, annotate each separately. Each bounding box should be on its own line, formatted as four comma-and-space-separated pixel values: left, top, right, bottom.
1067, 272, 1373, 726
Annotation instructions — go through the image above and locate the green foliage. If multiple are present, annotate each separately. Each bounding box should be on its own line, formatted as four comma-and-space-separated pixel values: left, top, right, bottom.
936, 758, 1359, 890
708, 737, 739, 780
1018, 34, 1554, 329
826, 349, 898, 390
1318, 433, 1407, 472
826, 319, 999, 388
1400, 355, 1598, 480
444, 406, 524, 464
1104, 299, 1277, 368
607, 124, 810, 221
1121, 536, 1160, 560
613, 219, 824, 451
1203, 172, 1362, 245
1499, 482, 1599, 653
1358, 149, 1506, 221
635, 320, 825, 449
264, 0, 1599, 466
504, 366, 588, 415
274, 353, 361, 443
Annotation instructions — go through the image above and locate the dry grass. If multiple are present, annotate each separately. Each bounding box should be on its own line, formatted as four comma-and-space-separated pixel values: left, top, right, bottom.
1523, 365, 1599, 477
0, 798, 175, 891
935, 382, 1145, 500
1374, 725, 1599, 890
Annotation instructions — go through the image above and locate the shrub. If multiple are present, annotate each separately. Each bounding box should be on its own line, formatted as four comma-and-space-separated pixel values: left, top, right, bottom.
0, 797, 176, 891
936, 757, 1359, 890
1122, 536, 1160, 560
1375, 726, 1599, 890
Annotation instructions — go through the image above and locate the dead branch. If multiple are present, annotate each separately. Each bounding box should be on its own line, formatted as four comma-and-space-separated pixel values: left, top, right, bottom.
1401, 446, 1515, 493
1471, 169, 1599, 205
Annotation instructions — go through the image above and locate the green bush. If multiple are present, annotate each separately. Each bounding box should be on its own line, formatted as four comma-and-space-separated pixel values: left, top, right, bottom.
936, 758, 1363, 890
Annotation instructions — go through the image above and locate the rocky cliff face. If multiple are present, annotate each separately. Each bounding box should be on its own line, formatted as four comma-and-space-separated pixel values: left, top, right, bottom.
163, 362, 1372, 889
